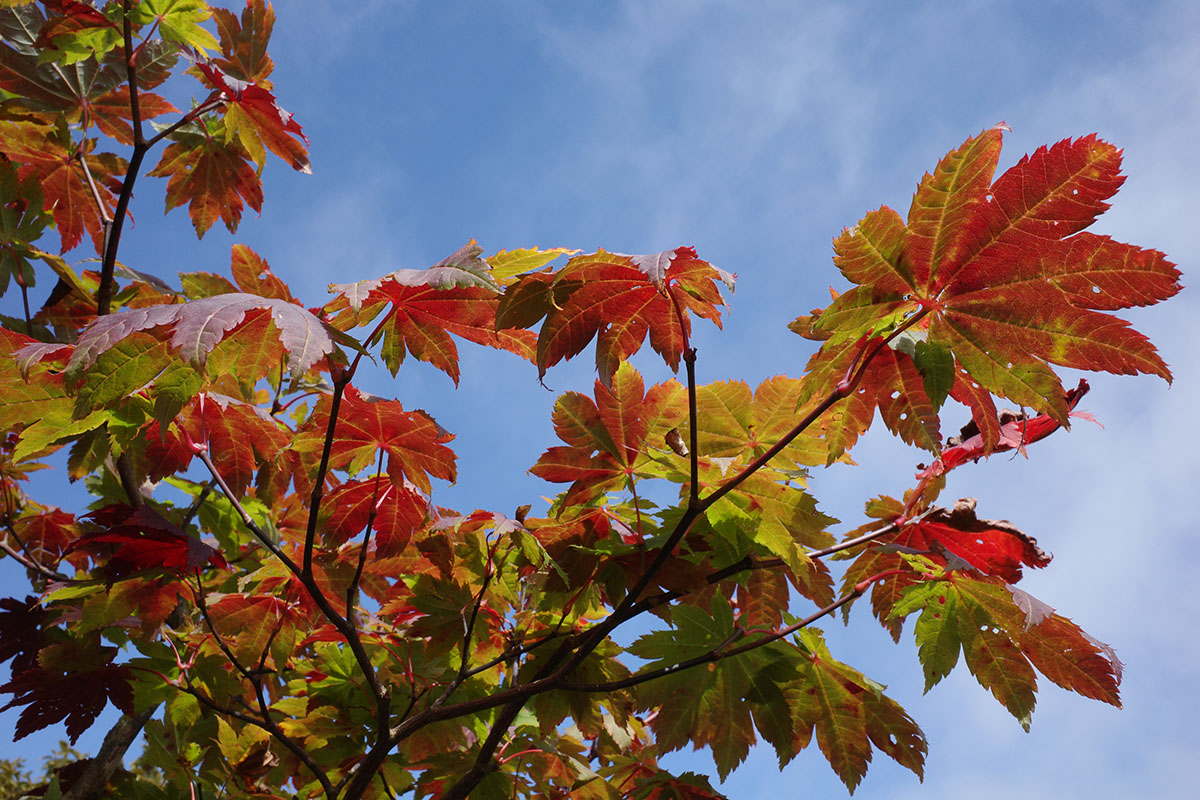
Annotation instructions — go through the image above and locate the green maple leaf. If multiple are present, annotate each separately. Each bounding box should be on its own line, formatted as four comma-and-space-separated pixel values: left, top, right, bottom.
130, 0, 220, 53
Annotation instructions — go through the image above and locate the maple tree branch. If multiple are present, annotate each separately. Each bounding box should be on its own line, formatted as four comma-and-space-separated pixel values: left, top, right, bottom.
194, 449, 292, 565
303, 374, 348, 580
458, 619, 574, 682
95, 6, 154, 318
844, 308, 932, 389
143, 98, 223, 149
180, 478, 216, 529
194, 447, 390, 728
0, 536, 67, 583
808, 520, 904, 559
95, 147, 145, 317
14, 273, 32, 329
59, 707, 156, 800
121, 2, 144, 148
194, 578, 257, 681
559, 571, 902, 695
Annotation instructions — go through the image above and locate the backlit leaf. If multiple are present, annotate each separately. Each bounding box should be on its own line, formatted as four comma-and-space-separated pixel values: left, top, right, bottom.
813, 128, 1181, 439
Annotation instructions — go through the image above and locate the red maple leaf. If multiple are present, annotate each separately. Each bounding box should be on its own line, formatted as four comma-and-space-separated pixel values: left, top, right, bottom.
194, 60, 309, 173
919, 379, 1091, 479
0, 596, 46, 676
322, 476, 432, 555
293, 386, 457, 494
0, 638, 133, 744
497, 246, 734, 385
68, 503, 228, 579
0, 121, 124, 253
899, 498, 1051, 583
811, 126, 1180, 448
530, 362, 686, 506
328, 241, 535, 384
149, 129, 263, 236
210, 0, 276, 84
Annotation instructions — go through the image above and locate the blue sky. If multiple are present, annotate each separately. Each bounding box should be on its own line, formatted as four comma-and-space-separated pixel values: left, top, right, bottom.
2, 1, 1197, 796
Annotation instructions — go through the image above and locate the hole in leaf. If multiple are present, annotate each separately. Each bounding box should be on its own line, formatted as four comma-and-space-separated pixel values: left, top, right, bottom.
900, 412, 908, 421
985, 193, 993, 202
890, 390, 900, 399
1092, 285, 1101, 294
1072, 188, 1079, 195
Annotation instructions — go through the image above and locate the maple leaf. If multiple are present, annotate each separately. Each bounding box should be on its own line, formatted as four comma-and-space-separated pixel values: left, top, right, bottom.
68, 503, 228, 579
1018, 611, 1122, 707
128, 0, 220, 53
530, 361, 686, 506
795, 334, 942, 463
207, 593, 300, 669
292, 386, 456, 494
211, 0, 276, 85
195, 60, 310, 173
230, 243, 297, 302
919, 378, 1091, 479
148, 121, 264, 236
497, 246, 733, 386
34, 1, 121, 66
328, 241, 534, 383
691, 376, 838, 471
894, 498, 1049, 584
839, 494, 1051, 639
322, 476, 431, 555
180, 392, 291, 495
0, 595, 46, 676
12, 506, 80, 567
811, 126, 1180, 438
0, 120, 125, 253
1, 328, 109, 462
889, 572, 1125, 728
85, 83, 179, 146
631, 597, 764, 779
787, 629, 927, 790
66, 291, 337, 379
0, 155, 53, 293
1, 660, 133, 743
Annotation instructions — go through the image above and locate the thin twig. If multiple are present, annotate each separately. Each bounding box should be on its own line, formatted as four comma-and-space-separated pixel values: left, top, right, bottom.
144, 98, 224, 149
303, 375, 348, 579
348, 449, 387, 611
0, 537, 68, 582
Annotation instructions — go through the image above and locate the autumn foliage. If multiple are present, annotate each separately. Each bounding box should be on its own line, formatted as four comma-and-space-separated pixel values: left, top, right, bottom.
0, 2, 1182, 799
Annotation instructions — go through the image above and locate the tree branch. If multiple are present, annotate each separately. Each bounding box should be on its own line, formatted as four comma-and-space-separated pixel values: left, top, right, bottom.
303, 374, 348, 579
